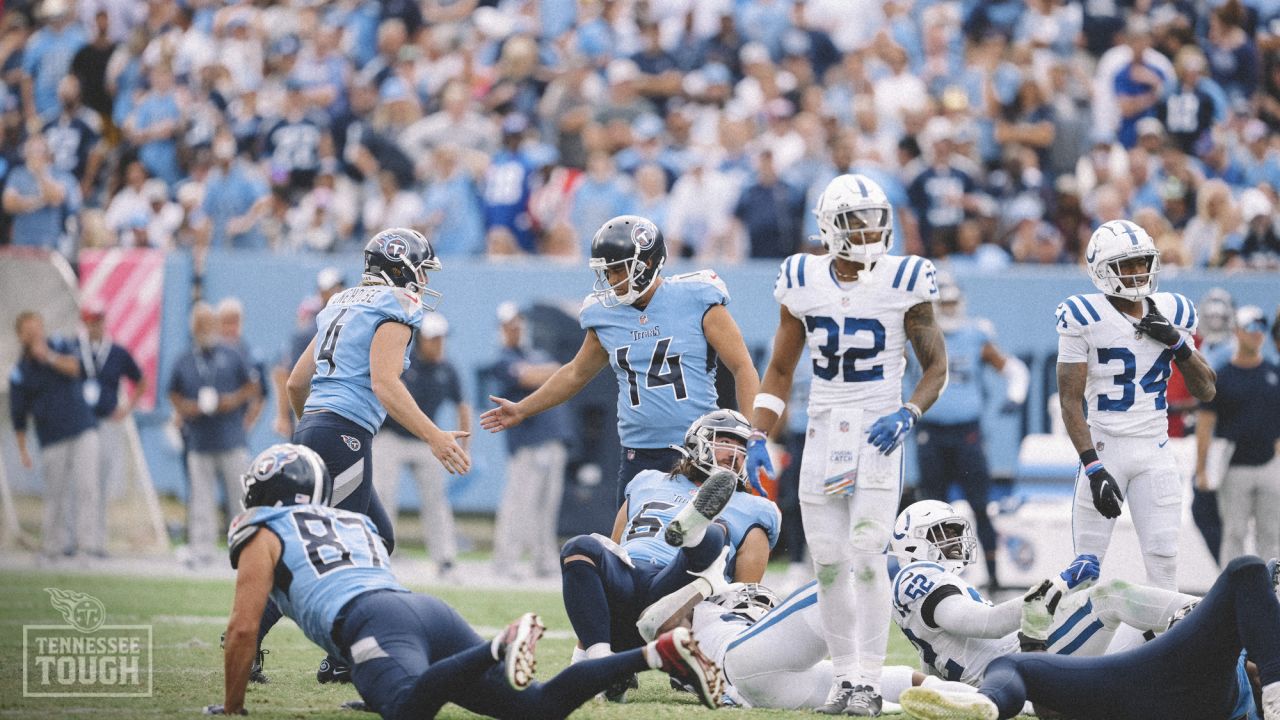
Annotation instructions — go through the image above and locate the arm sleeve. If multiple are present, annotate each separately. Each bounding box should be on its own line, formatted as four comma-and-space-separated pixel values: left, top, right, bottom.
930, 593, 1023, 639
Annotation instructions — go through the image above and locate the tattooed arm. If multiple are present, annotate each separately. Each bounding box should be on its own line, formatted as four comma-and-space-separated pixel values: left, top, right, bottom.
1056, 361, 1095, 455
905, 301, 949, 413
1175, 349, 1217, 403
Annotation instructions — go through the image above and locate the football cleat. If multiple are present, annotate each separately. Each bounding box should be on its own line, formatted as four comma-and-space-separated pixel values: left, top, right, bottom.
653, 627, 724, 709
817, 681, 884, 716
665, 469, 737, 547
317, 656, 352, 684
220, 633, 269, 684
496, 612, 544, 690
603, 673, 639, 703
899, 687, 999, 720
1262, 680, 1280, 719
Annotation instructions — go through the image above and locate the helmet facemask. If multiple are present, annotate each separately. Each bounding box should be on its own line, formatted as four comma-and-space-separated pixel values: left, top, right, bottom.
687, 427, 749, 486
367, 255, 444, 310
709, 583, 779, 623
820, 204, 893, 264
1094, 250, 1160, 301
590, 255, 659, 308
923, 517, 978, 569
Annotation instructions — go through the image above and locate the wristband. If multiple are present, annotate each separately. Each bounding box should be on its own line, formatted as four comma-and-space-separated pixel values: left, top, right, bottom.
749, 429, 768, 442
903, 402, 922, 421
752, 392, 786, 416
1079, 449, 1104, 476
1171, 336, 1193, 362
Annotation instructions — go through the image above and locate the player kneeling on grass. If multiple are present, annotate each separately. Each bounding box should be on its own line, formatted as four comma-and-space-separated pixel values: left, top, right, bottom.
558, 409, 779, 702
206, 443, 725, 717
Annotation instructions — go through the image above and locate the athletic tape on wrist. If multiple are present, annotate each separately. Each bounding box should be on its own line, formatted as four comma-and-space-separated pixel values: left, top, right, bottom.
752, 392, 786, 416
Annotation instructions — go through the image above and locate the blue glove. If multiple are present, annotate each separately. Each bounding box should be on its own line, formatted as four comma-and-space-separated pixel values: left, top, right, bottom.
1059, 554, 1100, 590
867, 407, 918, 454
745, 433, 772, 496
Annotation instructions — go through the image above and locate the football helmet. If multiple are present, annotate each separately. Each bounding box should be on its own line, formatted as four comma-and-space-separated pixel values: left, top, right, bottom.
362, 228, 444, 310
589, 215, 667, 307
1198, 288, 1235, 344
682, 409, 752, 487
934, 270, 964, 331
708, 583, 779, 623
891, 500, 978, 572
241, 443, 332, 509
813, 173, 894, 264
1085, 220, 1160, 301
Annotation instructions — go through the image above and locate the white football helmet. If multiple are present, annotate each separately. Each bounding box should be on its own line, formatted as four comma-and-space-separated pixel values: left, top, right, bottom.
813, 173, 894, 264
891, 500, 978, 572
1085, 220, 1160, 301
708, 583, 779, 623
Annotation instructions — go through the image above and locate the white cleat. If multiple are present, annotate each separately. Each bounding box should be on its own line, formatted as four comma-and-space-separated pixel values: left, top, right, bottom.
1262, 681, 1280, 720
687, 546, 732, 597
899, 687, 999, 720
665, 469, 738, 547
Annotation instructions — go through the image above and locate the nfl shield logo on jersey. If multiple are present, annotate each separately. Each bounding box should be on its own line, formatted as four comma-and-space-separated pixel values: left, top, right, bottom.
639, 315, 649, 325
342, 435, 362, 452
1095, 440, 1105, 453
839, 421, 850, 432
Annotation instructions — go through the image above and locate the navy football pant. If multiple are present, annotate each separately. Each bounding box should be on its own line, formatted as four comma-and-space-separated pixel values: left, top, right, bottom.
258, 411, 394, 648
980, 556, 1280, 720
338, 590, 652, 720
560, 523, 728, 651
616, 447, 683, 508
915, 421, 997, 558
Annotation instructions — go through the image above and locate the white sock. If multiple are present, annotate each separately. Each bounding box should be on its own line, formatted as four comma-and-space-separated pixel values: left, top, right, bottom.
642, 641, 662, 670
571, 646, 588, 665
490, 634, 503, 661
851, 552, 890, 691
585, 642, 612, 660
814, 561, 858, 681
880, 665, 916, 703
920, 675, 978, 694
683, 525, 708, 547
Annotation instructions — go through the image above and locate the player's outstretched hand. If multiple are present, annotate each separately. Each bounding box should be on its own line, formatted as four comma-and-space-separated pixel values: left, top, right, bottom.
1135, 301, 1181, 347
1020, 579, 1055, 644
203, 705, 247, 715
1086, 465, 1124, 519
867, 407, 917, 455
745, 431, 773, 495
429, 429, 471, 474
1058, 554, 1100, 590
480, 396, 523, 433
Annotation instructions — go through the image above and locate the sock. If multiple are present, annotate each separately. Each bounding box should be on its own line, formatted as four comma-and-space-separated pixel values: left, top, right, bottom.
814, 560, 857, 681
921, 675, 979, 694
880, 665, 916, 703
585, 642, 612, 660
561, 561, 613, 648
642, 641, 661, 670
517, 649, 651, 717
490, 633, 503, 661
571, 646, 588, 665
851, 552, 890, 691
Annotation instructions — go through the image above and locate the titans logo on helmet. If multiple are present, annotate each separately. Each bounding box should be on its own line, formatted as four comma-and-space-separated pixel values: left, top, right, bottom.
253, 446, 300, 480
380, 234, 409, 260
633, 223, 655, 251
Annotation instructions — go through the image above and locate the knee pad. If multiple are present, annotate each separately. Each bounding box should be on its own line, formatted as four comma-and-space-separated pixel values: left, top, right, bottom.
1142, 528, 1179, 559
560, 535, 605, 566
849, 517, 891, 556
808, 534, 852, 567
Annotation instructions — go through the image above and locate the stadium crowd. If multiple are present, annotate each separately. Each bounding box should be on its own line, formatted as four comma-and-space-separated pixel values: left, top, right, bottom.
0, 0, 1278, 268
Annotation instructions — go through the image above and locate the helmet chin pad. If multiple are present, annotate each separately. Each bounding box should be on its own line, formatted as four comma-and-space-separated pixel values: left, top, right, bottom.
1093, 251, 1160, 300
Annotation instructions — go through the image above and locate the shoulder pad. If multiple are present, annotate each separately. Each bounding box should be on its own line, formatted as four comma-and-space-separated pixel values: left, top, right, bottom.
383, 287, 424, 323
775, 254, 814, 292
579, 294, 604, 328
1159, 292, 1198, 333
625, 469, 668, 498
1055, 294, 1103, 336
227, 507, 284, 569
892, 561, 953, 608
667, 269, 730, 304
889, 256, 939, 301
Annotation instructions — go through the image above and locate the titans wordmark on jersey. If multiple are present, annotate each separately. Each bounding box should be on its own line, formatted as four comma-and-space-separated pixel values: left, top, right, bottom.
304, 285, 426, 433
891, 561, 1016, 685
580, 270, 728, 449
228, 505, 406, 659
620, 469, 780, 578
775, 253, 939, 416
1055, 292, 1198, 438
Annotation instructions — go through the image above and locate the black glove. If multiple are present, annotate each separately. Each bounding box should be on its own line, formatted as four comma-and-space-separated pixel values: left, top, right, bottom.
1087, 466, 1125, 519
1135, 302, 1181, 347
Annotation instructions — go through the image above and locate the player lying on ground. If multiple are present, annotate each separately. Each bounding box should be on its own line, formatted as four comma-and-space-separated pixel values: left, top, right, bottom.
899, 555, 1280, 720
558, 409, 779, 701
207, 444, 725, 718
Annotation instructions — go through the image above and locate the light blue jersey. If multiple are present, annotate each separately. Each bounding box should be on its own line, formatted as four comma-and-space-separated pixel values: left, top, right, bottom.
925, 318, 995, 425
580, 271, 729, 448
620, 469, 780, 578
228, 505, 406, 659
304, 285, 426, 433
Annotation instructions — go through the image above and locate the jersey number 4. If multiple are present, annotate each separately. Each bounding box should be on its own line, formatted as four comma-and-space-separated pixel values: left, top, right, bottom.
317, 309, 351, 376
806, 316, 886, 382
1096, 347, 1174, 411
615, 338, 687, 407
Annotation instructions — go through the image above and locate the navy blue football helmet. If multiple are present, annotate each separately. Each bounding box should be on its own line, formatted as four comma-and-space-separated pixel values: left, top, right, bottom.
362, 228, 444, 309
589, 215, 666, 307
241, 444, 332, 509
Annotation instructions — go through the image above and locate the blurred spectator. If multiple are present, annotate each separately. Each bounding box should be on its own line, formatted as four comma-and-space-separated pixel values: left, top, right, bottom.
401, 80, 497, 162
569, 151, 636, 254
632, 162, 671, 233
1093, 17, 1173, 149
1156, 48, 1218, 155
202, 131, 268, 249
21, 0, 88, 124
216, 298, 267, 433
1222, 188, 1280, 269
2, 134, 80, 252
490, 302, 569, 580
1205, 1, 1259, 108
123, 64, 183, 187
666, 158, 741, 260
77, 304, 145, 504
1196, 306, 1280, 566
483, 114, 536, 255
363, 169, 425, 235
168, 302, 257, 567
42, 75, 101, 198
734, 150, 805, 258
907, 117, 980, 256
265, 81, 327, 196
371, 313, 471, 577
1183, 180, 1243, 267
285, 166, 358, 253
1199, 288, 1238, 370
9, 310, 102, 560
421, 144, 485, 257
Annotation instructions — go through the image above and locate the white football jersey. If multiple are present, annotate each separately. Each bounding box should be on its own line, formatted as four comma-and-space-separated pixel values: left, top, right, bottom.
690, 600, 754, 666
891, 561, 1017, 686
775, 253, 939, 416
1055, 292, 1198, 438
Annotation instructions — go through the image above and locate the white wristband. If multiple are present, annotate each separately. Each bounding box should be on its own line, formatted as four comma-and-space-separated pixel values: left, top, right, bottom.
752, 392, 786, 416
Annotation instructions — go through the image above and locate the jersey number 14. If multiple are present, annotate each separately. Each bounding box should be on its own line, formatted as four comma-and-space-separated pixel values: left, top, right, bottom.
615, 338, 687, 407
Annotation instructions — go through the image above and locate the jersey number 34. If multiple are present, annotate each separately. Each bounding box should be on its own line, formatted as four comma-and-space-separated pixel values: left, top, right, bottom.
1096, 347, 1174, 411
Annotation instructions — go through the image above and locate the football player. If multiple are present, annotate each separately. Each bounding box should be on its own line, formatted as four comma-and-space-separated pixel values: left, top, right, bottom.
207, 444, 725, 717
1057, 220, 1216, 591
558, 409, 779, 701
271, 228, 471, 683
480, 215, 760, 506
747, 173, 950, 714
917, 273, 1029, 590
899, 555, 1280, 720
